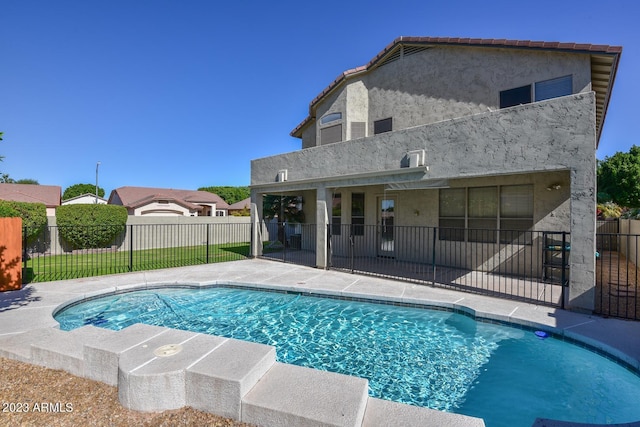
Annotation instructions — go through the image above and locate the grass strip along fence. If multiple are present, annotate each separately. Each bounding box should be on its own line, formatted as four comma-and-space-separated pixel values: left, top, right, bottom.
23, 223, 252, 283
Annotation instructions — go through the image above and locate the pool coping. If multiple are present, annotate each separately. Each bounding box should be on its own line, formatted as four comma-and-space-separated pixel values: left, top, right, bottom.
2, 259, 640, 426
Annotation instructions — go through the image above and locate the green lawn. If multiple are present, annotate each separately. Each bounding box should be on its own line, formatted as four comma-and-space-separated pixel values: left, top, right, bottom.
23, 242, 251, 283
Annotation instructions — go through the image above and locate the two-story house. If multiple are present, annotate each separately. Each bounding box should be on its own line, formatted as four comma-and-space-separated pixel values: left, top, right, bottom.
250, 36, 621, 313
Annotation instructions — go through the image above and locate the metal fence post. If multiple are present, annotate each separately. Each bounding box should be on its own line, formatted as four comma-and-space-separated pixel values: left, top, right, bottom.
561, 231, 567, 309
128, 224, 134, 272
327, 223, 332, 269
349, 227, 354, 273
431, 227, 437, 286
206, 223, 210, 264
22, 226, 28, 284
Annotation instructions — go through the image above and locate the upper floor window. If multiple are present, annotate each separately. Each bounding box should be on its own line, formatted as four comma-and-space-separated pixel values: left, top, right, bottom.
534, 75, 572, 102
499, 85, 531, 109
320, 112, 343, 144
500, 75, 573, 109
320, 112, 342, 125
351, 122, 366, 139
320, 124, 342, 144
374, 118, 393, 134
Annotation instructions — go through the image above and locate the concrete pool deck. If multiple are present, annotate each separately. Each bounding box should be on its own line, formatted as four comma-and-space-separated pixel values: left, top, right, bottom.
1, 258, 640, 427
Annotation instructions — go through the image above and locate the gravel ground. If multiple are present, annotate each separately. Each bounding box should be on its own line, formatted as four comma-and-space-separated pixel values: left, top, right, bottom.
0, 357, 255, 427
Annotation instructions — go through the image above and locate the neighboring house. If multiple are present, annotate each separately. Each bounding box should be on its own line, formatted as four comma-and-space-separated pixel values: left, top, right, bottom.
250, 36, 622, 313
0, 183, 61, 216
228, 197, 251, 215
62, 193, 108, 205
108, 186, 229, 217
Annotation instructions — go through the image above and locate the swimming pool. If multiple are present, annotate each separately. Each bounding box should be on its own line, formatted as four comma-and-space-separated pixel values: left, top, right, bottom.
55, 286, 640, 427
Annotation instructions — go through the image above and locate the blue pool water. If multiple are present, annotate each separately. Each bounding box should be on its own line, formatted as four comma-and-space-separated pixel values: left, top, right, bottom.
55, 287, 640, 427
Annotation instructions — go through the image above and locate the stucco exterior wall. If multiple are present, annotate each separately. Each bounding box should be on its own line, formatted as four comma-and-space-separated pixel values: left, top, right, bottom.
301, 46, 591, 148
253, 94, 594, 186
346, 81, 369, 140
252, 93, 597, 311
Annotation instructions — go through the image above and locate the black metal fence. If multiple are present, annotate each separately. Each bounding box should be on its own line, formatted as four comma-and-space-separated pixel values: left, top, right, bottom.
23, 223, 251, 283
329, 224, 567, 307
22, 221, 580, 310
595, 232, 640, 320
258, 221, 317, 267
596, 220, 619, 251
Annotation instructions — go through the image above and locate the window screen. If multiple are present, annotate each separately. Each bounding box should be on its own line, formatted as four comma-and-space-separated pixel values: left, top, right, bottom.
468, 187, 497, 242
374, 118, 393, 135
535, 75, 572, 102
438, 185, 533, 243
351, 193, 365, 236
332, 193, 342, 236
499, 85, 532, 108
320, 124, 342, 144
500, 185, 534, 243
351, 122, 366, 139
439, 188, 465, 241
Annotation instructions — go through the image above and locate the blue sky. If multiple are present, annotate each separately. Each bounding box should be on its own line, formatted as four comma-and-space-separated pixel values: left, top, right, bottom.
1, 0, 638, 196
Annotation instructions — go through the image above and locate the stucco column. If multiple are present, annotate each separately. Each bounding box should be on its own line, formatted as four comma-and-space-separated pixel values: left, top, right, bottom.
567, 161, 597, 312
316, 186, 330, 269
250, 190, 263, 258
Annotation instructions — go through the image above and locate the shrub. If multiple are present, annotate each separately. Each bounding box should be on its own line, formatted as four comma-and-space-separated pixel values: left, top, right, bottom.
0, 204, 20, 218
622, 208, 640, 220
56, 204, 128, 249
0, 201, 47, 245
597, 202, 623, 219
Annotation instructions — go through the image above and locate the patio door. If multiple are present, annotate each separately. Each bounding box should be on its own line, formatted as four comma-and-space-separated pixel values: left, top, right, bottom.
378, 196, 396, 257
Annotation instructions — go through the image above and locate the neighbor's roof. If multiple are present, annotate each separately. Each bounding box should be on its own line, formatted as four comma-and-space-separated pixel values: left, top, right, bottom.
62, 193, 107, 203
291, 36, 623, 144
109, 186, 230, 210
0, 183, 62, 207
228, 197, 251, 210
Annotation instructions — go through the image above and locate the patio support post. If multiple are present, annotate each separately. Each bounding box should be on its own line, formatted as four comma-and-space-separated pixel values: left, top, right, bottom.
250, 190, 264, 258
567, 161, 597, 312
316, 186, 330, 269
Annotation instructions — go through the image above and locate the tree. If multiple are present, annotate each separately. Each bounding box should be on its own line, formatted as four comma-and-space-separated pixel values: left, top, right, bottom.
263, 195, 305, 244
63, 183, 105, 201
15, 179, 39, 185
198, 186, 249, 205
598, 145, 640, 208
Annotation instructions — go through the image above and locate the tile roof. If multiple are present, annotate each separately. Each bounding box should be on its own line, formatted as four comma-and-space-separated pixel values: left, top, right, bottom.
0, 183, 61, 207
228, 197, 251, 210
291, 36, 622, 140
109, 186, 230, 210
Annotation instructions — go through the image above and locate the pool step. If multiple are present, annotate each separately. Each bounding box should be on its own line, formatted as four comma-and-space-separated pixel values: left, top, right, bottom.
0, 328, 63, 362
242, 362, 369, 427
30, 326, 115, 376
0, 325, 487, 426
118, 328, 225, 411
186, 338, 276, 420
84, 323, 169, 385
